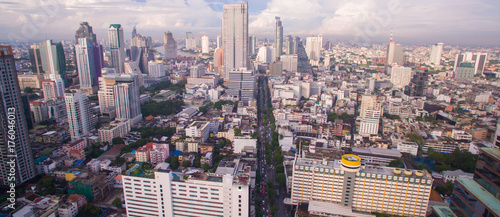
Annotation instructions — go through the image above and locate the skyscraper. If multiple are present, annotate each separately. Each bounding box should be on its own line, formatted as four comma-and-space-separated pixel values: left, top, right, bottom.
185, 32, 196, 50
214, 48, 224, 72
75, 22, 97, 43
75, 37, 103, 95
65, 89, 91, 140
222, 3, 249, 80
390, 65, 412, 88
227, 69, 255, 104
42, 79, 64, 100
216, 35, 222, 49
404, 70, 428, 97
454, 52, 488, 75
108, 24, 126, 73
201, 35, 209, 54
28, 44, 43, 74
164, 32, 177, 59
249, 36, 257, 55
275, 17, 283, 61
305, 35, 322, 65
293, 36, 300, 54
97, 71, 119, 114
114, 74, 142, 124
37, 40, 66, 80
285, 35, 294, 55
386, 32, 404, 66
131, 26, 137, 38
0, 46, 36, 186
257, 46, 273, 64
429, 43, 443, 65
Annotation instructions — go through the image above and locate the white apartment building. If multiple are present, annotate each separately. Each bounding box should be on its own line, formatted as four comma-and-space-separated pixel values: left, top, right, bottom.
122, 166, 250, 217
359, 109, 381, 136
98, 72, 119, 113
397, 141, 419, 156
186, 121, 210, 142
291, 155, 432, 217
233, 136, 257, 154
390, 66, 412, 88
65, 90, 91, 140
98, 119, 131, 144
148, 61, 165, 78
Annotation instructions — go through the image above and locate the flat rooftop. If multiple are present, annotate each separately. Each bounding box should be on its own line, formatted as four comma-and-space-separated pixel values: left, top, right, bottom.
456, 177, 500, 216
481, 147, 500, 161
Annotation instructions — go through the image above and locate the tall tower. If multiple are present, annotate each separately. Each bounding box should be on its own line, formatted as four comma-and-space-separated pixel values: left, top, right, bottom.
164, 32, 177, 59
108, 24, 125, 73
75, 22, 97, 43
249, 36, 257, 55
429, 43, 443, 65
222, 3, 248, 80
216, 35, 222, 49
38, 40, 66, 80
201, 35, 209, 54
185, 32, 196, 50
131, 26, 137, 38
0, 46, 36, 186
275, 17, 283, 61
114, 74, 142, 124
65, 89, 91, 140
285, 35, 294, 54
305, 35, 322, 65
386, 30, 404, 66
75, 37, 103, 95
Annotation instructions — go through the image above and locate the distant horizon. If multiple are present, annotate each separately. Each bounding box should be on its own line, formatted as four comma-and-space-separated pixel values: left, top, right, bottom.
1, 0, 499, 47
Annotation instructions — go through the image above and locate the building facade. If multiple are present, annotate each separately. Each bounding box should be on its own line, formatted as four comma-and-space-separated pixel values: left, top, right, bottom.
222, 3, 248, 80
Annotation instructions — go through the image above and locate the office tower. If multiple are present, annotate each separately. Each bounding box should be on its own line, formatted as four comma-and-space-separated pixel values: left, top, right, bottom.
190, 65, 206, 78
147, 61, 165, 78
29, 45, 43, 73
305, 35, 322, 65
285, 35, 294, 55
291, 154, 432, 216
214, 48, 224, 72
449, 147, 500, 217
114, 74, 142, 124
42, 78, 64, 100
65, 89, 91, 140
131, 26, 137, 38
37, 40, 66, 80
275, 17, 283, 61
75, 22, 97, 43
97, 71, 119, 113
216, 35, 222, 49
324, 54, 331, 66
386, 32, 404, 66
249, 36, 257, 55
75, 38, 103, 95
429, 43, 443, 65
257, 46, 273, 64
108, 24, 126, 73
454, 52, 488, 75
222, 3, 249, 80
201, 35, 209, 54
163, 32, 177, 59
404, 71, 428, 97
122, 165, 250, 217
227, 69, 255, 104
359, 109, 381, 135
131, 33, 154, 74
185, 32, 196, 50
293, 36, 299, 54
454, 62, 475, 80
360, 95, 382, 117
390, 66, 412, 88
0, 46, 36, 186
281, 54, 298, 72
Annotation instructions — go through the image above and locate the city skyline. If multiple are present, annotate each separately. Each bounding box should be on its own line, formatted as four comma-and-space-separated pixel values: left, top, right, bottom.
1, 0, 499, 46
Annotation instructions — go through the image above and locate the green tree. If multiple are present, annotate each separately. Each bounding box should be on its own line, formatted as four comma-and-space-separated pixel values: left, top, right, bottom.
112, 137, 125, 145
193, 157, 201, 168
24, 87, 33, 93
81, 204, 101, 216
276, 173, 286, 187
275, 164, 284, 173
182, 160, 191, 168
170, 156, 179, 170
202, 163, 210, 171
388, 158, 404, 168
234, 128, 243, 136
271, 206, 279, 215
112, 198, 122, 208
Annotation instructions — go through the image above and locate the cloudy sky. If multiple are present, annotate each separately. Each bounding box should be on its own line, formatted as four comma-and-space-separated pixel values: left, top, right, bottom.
1, 0, 499, 46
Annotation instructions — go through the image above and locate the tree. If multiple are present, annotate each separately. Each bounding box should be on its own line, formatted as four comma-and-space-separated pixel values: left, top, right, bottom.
202, 163, 210, 171
112, 137, 125, 145
388, 158, 404, 168
112, 198, 122, 208
234, 128, 243, 136
193, 157, 201, 168
24, 87, 33, 93
170, 156, 179, 170
271, 206, 279, 215
276, 173, 286, 187
275, 165, 284, 173
81, 204, 101, 216
182, 160, 191, 168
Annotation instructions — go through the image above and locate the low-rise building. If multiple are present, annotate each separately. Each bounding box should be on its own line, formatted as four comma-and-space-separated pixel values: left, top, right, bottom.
98, 119, 131, 144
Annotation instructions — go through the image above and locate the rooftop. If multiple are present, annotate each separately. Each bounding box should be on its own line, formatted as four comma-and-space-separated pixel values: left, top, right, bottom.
481, 147, 500, 161
432, 205, 457, 217
456, 177, 500, 216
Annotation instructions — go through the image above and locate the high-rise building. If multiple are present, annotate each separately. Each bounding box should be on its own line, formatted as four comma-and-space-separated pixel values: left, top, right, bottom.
227, 69, 255, 104
65, 89, 91, 140
359, 109, 381, 135
214, 48, 224, 72
42, 79, 64, 100
185, 32, 196, 50
75, 22, 97, 43
35, 40, 66, 80
190, 64, 206, 78
404, 71, 428, 97
0, 46, 36, 186
305, 35, 322, 65
108, 24, 126, 73
131, 26, 137, 38
386, 32, 404, 66
275, 17, 283, 61
429, 43, 443, 65
257, 46, 273, 64
454, 62, 475, 80
147, 61, 165, 78
281, 54, 298, 72
201, 35, 209, 54
222, 3, 248, 80
122, 164, 250, 217
29, 45, 43, 74
449, 147, 500, 217
114, 74, 142, 124
216, 35, 222, 49
454, 52, 487, 75
293, 37, 300, 55
75, 38, 103, 95
249, 36, 257, 55
97, 71, 119, 113
164, 32, 177, 59
291, 154, 432, 216
285, 35, 294, 55
390, 66, 412, 88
